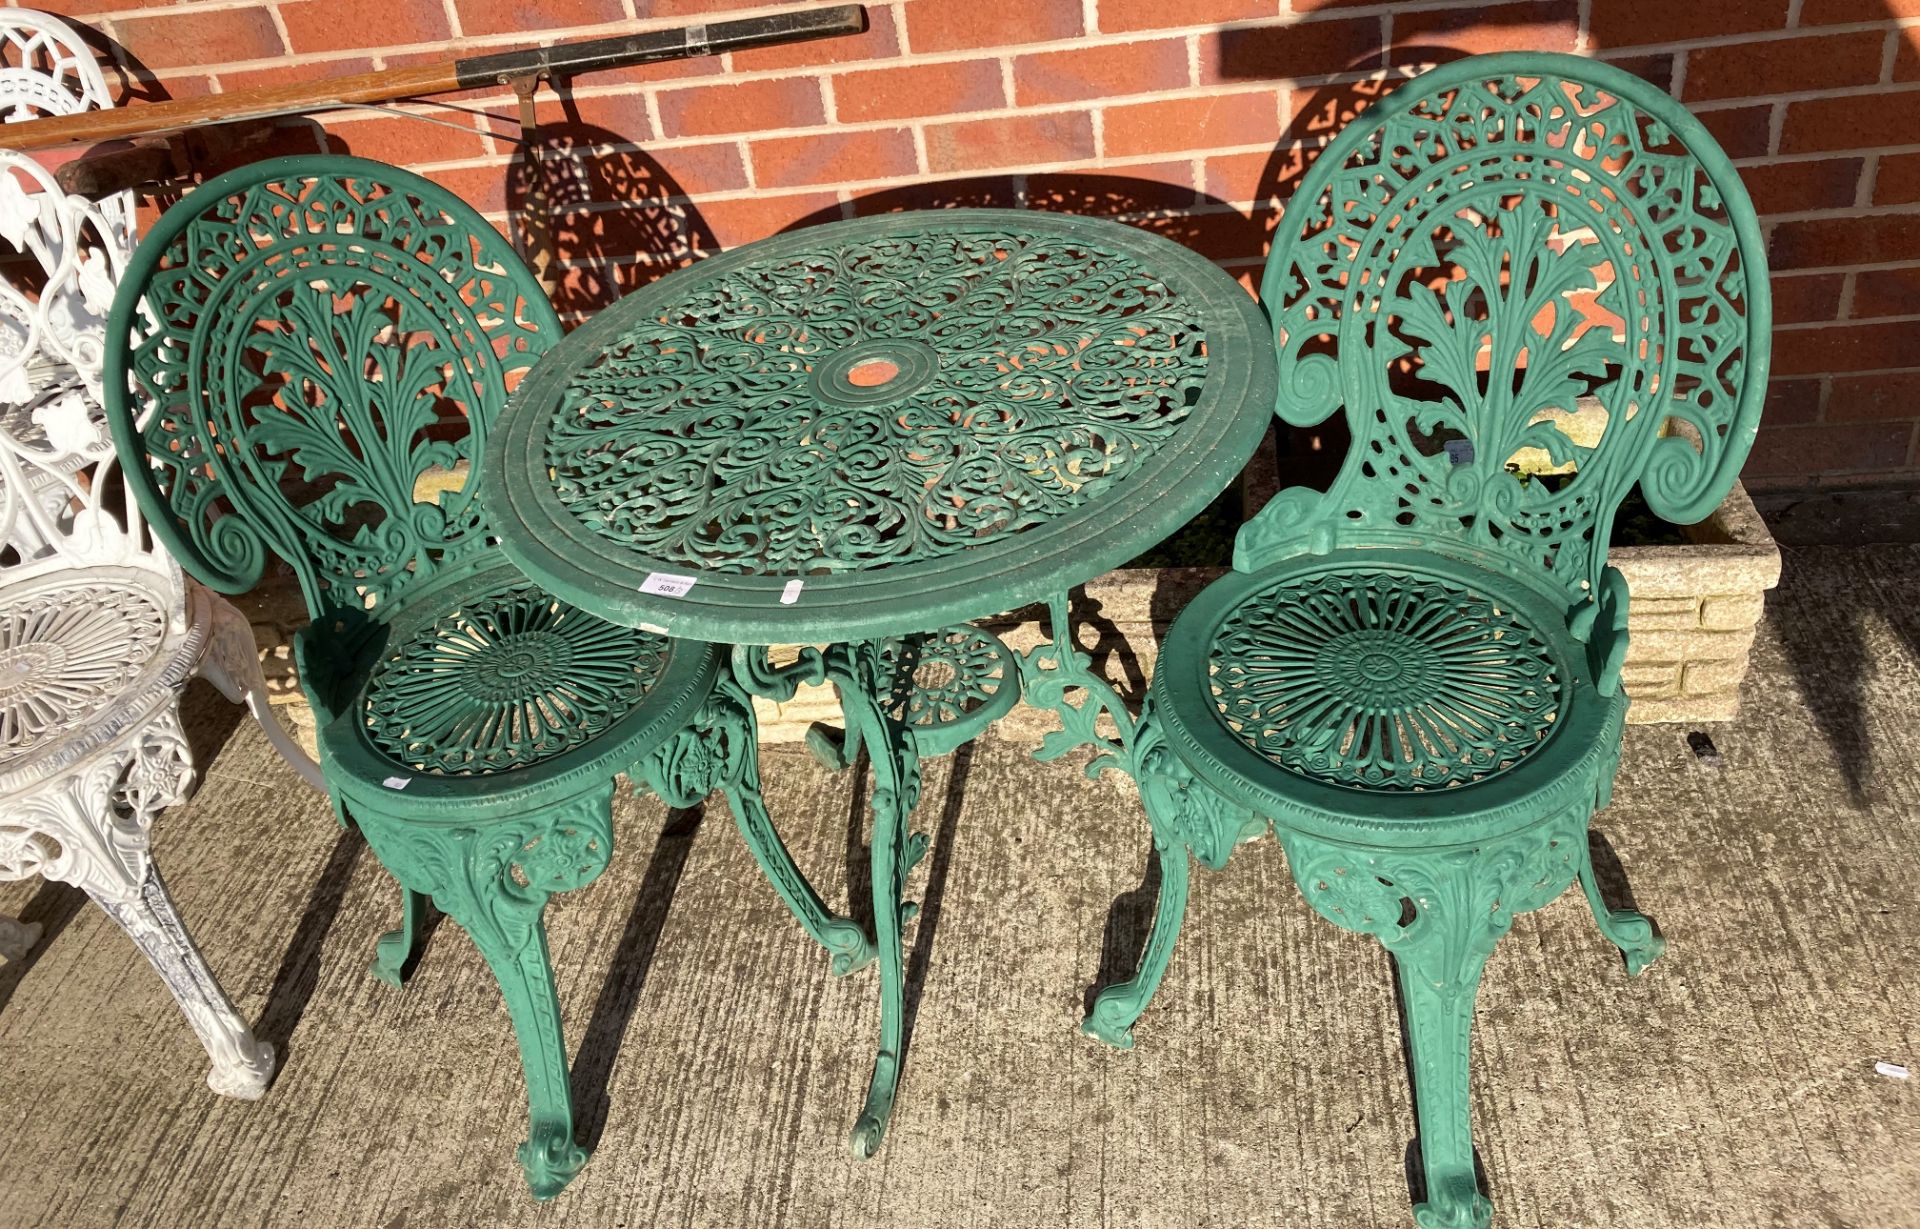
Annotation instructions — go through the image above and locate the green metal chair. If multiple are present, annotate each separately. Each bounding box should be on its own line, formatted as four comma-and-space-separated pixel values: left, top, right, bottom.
1090, 54, 1769, 1228
101, 155, 870, 1199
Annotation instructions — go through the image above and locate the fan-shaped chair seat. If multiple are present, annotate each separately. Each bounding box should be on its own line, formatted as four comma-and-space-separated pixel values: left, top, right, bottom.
314, 562, 720, 811
1152, 549, 1624, 844
0, 568, 193, 786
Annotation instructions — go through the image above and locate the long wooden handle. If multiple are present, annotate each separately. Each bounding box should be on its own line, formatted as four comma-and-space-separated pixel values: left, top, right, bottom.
2, 5, 866, 152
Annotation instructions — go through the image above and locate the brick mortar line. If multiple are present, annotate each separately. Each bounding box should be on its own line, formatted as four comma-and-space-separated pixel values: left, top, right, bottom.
1758, 202, 1920, 223
1780, 361, 1920, 379
1592, 16, 1920, 58
261, 2, 293, 59
1777, 257, 1920, 278
1691, 80, 1920, 110
496, 182, 1259, 219
1778, 312, 1920, 330
412, 140, 1286, 184
135, 4, 1883, 92
1734, 144, 1920, 167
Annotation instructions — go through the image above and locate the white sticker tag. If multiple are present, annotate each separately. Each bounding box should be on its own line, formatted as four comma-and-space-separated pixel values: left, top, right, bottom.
1876, 1061, 1911, 1079
382, 775, 411, 790
780, 578, 804, 605
640, 572, 697, 598
638, 621, 670, 635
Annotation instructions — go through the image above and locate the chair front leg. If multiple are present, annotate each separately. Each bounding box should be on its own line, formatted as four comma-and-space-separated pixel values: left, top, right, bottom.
1085, 706, 1262, 1049
353, 787, 615, 1200
89, 865, 278, 1099
1281, 820, 1584, 1229
8, 713, 274, 1098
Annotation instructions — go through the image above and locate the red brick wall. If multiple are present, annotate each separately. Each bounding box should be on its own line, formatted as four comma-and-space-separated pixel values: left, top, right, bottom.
43, 0, 1920, 491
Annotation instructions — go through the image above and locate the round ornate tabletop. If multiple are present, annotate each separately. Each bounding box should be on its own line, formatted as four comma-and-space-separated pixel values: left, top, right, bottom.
484, 209, 1276, 645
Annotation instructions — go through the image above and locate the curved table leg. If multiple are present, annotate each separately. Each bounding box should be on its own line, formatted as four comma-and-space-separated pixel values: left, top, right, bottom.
641, 677, 876, 977
828, 640, 925, 1159
716, 679, 875, 975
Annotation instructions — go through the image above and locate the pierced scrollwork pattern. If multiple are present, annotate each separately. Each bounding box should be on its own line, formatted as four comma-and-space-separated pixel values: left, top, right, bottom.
360, 575, 669, 776
113, 160, 559, 616
871, 625, 1019, 755
1208, 569, 1565, 791
1247, 61, 1766, 597
540, 227, 1210, 575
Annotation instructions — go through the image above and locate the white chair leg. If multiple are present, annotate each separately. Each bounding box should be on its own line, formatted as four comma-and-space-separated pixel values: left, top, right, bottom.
198, 592, 325, 792
0, 914, 40, 962
8, 710, 275, 1098
84, 865, 276, 1099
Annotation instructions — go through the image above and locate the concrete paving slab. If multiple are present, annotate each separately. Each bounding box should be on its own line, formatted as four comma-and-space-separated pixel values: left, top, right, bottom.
1, 544, 1916, 1229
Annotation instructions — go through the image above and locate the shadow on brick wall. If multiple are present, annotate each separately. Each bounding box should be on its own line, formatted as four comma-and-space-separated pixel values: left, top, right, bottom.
502, 97, 718, 321
784, 172, 1263, 261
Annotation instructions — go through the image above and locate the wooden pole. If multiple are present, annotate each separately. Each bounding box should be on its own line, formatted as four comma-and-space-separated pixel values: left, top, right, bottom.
2, 5, 866, 152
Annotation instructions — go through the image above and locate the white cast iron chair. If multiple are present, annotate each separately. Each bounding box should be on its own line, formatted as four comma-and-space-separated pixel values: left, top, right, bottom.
0, 11, 321, 1094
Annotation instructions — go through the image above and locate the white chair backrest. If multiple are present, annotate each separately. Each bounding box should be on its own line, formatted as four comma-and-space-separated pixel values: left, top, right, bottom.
0, 14, 154, 581
0, 9, 114, 121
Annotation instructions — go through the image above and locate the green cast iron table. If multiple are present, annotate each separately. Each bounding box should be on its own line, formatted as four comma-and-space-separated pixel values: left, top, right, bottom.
482, 208, 1277, 1155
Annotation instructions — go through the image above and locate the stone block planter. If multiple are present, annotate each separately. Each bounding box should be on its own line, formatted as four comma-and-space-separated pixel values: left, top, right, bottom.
1607, 480, 1781, 723
746, 482, 1781, 740
235, 479, 1779, 760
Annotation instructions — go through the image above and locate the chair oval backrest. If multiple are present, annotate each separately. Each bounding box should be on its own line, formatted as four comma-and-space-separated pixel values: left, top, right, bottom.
104, 155, 562, 621
1246, 52, 1770, 604
0, 10, 114, 122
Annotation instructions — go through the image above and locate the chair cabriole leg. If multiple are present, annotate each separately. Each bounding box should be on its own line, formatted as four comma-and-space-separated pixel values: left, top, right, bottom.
369, 885, 430, 987
354, 793, 613, 1199
1083, 788, 1190, 1050
1282, 819, 1587, 1229
1576, 842, 1666, 977
91, 865, 277, 1099
198, 593, 325, 792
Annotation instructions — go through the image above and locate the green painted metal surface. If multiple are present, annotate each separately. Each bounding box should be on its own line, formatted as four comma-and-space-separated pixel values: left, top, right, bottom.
1090, 54, 1769, 1229
480, 209, 1273, 646
99, 155, 872, 1199
483, 209, 1277, 1157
